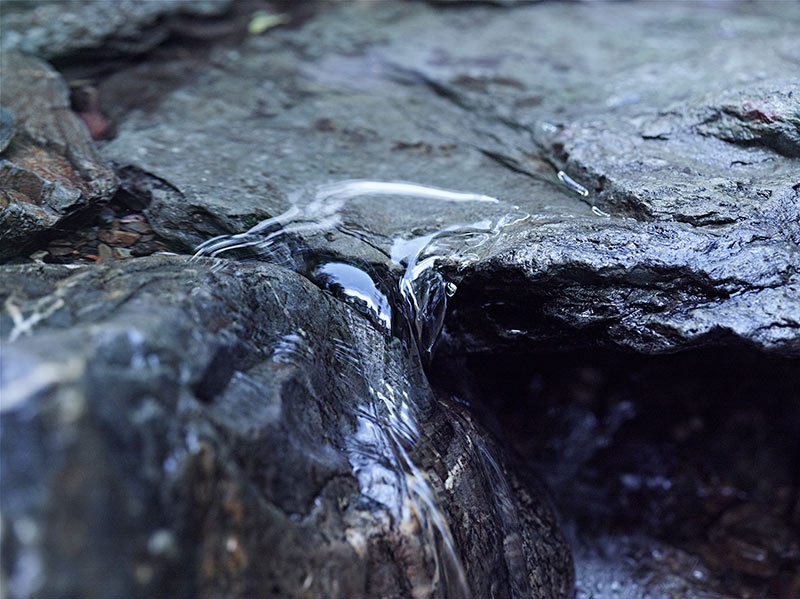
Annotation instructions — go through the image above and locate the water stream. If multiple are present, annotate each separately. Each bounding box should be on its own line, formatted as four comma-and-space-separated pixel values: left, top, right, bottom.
193, 180, 537, 598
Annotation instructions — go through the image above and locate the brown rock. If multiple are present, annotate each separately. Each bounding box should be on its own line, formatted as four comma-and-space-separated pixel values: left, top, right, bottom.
99, 229, 140, 247
0, 53, 117, 260
119, 220, 152, 235
97, 242, 113, 262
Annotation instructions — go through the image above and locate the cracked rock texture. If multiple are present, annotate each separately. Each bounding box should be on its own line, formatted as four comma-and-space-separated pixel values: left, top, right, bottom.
0, 256, 571, 599
97, 1, 800, 356
0, 53, 118, 260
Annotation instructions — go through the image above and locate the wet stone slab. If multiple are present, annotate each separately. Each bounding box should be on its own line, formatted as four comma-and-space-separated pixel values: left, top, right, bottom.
0, 0, 234, 61
99, 0, 800, 356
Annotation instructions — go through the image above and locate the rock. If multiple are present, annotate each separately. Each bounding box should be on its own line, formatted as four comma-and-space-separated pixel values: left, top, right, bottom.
0, 0, 234, 61
0, 256, 572, 598
442, 218, 800, 355
0, 53, 117, 260
100, 1, 800, 356
693, 81, 800, 160
0, 105, 15, 153
98, 229, 140, 247
4, 2, 799, 598
119, 217, 152, 235
97, 242, 114, 262
533, 82, 800, 226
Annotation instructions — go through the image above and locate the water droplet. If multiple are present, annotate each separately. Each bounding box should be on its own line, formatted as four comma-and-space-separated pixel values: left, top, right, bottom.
147, 529, 177, 557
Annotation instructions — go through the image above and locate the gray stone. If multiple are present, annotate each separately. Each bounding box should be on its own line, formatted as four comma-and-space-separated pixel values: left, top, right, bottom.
441, 217, 800, 355
3, 2, 799, 598
0, 53, 117, 260
100, 1, 800, 356
0, 0, 233, 60
0, 106, 15, 153
0, 256, 572, 599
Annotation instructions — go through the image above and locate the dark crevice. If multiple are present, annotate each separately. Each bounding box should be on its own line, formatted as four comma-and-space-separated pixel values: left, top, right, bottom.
0, 164, 186, 265
429, 345, 800, 598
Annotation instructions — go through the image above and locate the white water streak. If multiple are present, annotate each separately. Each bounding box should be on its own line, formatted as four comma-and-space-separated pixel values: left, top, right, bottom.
312, 180, 499, 205
557, 170, 589, 197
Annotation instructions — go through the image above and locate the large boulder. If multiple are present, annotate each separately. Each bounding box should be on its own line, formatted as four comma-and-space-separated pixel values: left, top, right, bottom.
0, 256, 572, 598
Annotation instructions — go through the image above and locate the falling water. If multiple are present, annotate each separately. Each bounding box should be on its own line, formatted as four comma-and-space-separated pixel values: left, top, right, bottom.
557, 170, 610, 217
194, 180, 530, 599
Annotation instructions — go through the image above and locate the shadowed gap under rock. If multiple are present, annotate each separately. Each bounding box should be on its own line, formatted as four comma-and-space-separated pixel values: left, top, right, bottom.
429, 346, 800, 599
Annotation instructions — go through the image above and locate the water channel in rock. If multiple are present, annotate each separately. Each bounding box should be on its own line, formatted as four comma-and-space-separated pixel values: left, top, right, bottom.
194, 180, 538, 599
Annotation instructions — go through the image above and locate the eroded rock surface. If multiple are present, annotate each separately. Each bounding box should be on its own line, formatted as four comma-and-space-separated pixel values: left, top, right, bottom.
99, 1, 800, 356
0, 256, 572, 599
2, 2, 799, 599
0, 53, 117, 260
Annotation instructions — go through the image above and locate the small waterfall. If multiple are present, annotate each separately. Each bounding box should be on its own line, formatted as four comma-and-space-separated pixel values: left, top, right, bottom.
194, 180, 532, 599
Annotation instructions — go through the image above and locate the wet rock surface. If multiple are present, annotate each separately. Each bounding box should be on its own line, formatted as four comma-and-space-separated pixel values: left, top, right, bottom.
96, 0, 800, 355
0, 53, 118, 260
0, 256, 571, 598
1, 1, 799, 599
0, 0, 234, 61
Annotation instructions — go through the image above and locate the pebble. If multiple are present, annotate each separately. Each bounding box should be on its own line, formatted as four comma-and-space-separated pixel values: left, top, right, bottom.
49, 245, 76, 257
99, 230, 140, 247
120, 220, 152, 234
97, 243, 114, 262
24, 197, 164, 264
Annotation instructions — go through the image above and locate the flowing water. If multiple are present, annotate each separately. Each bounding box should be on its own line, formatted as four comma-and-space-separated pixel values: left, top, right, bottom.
193, 180, 539, 598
